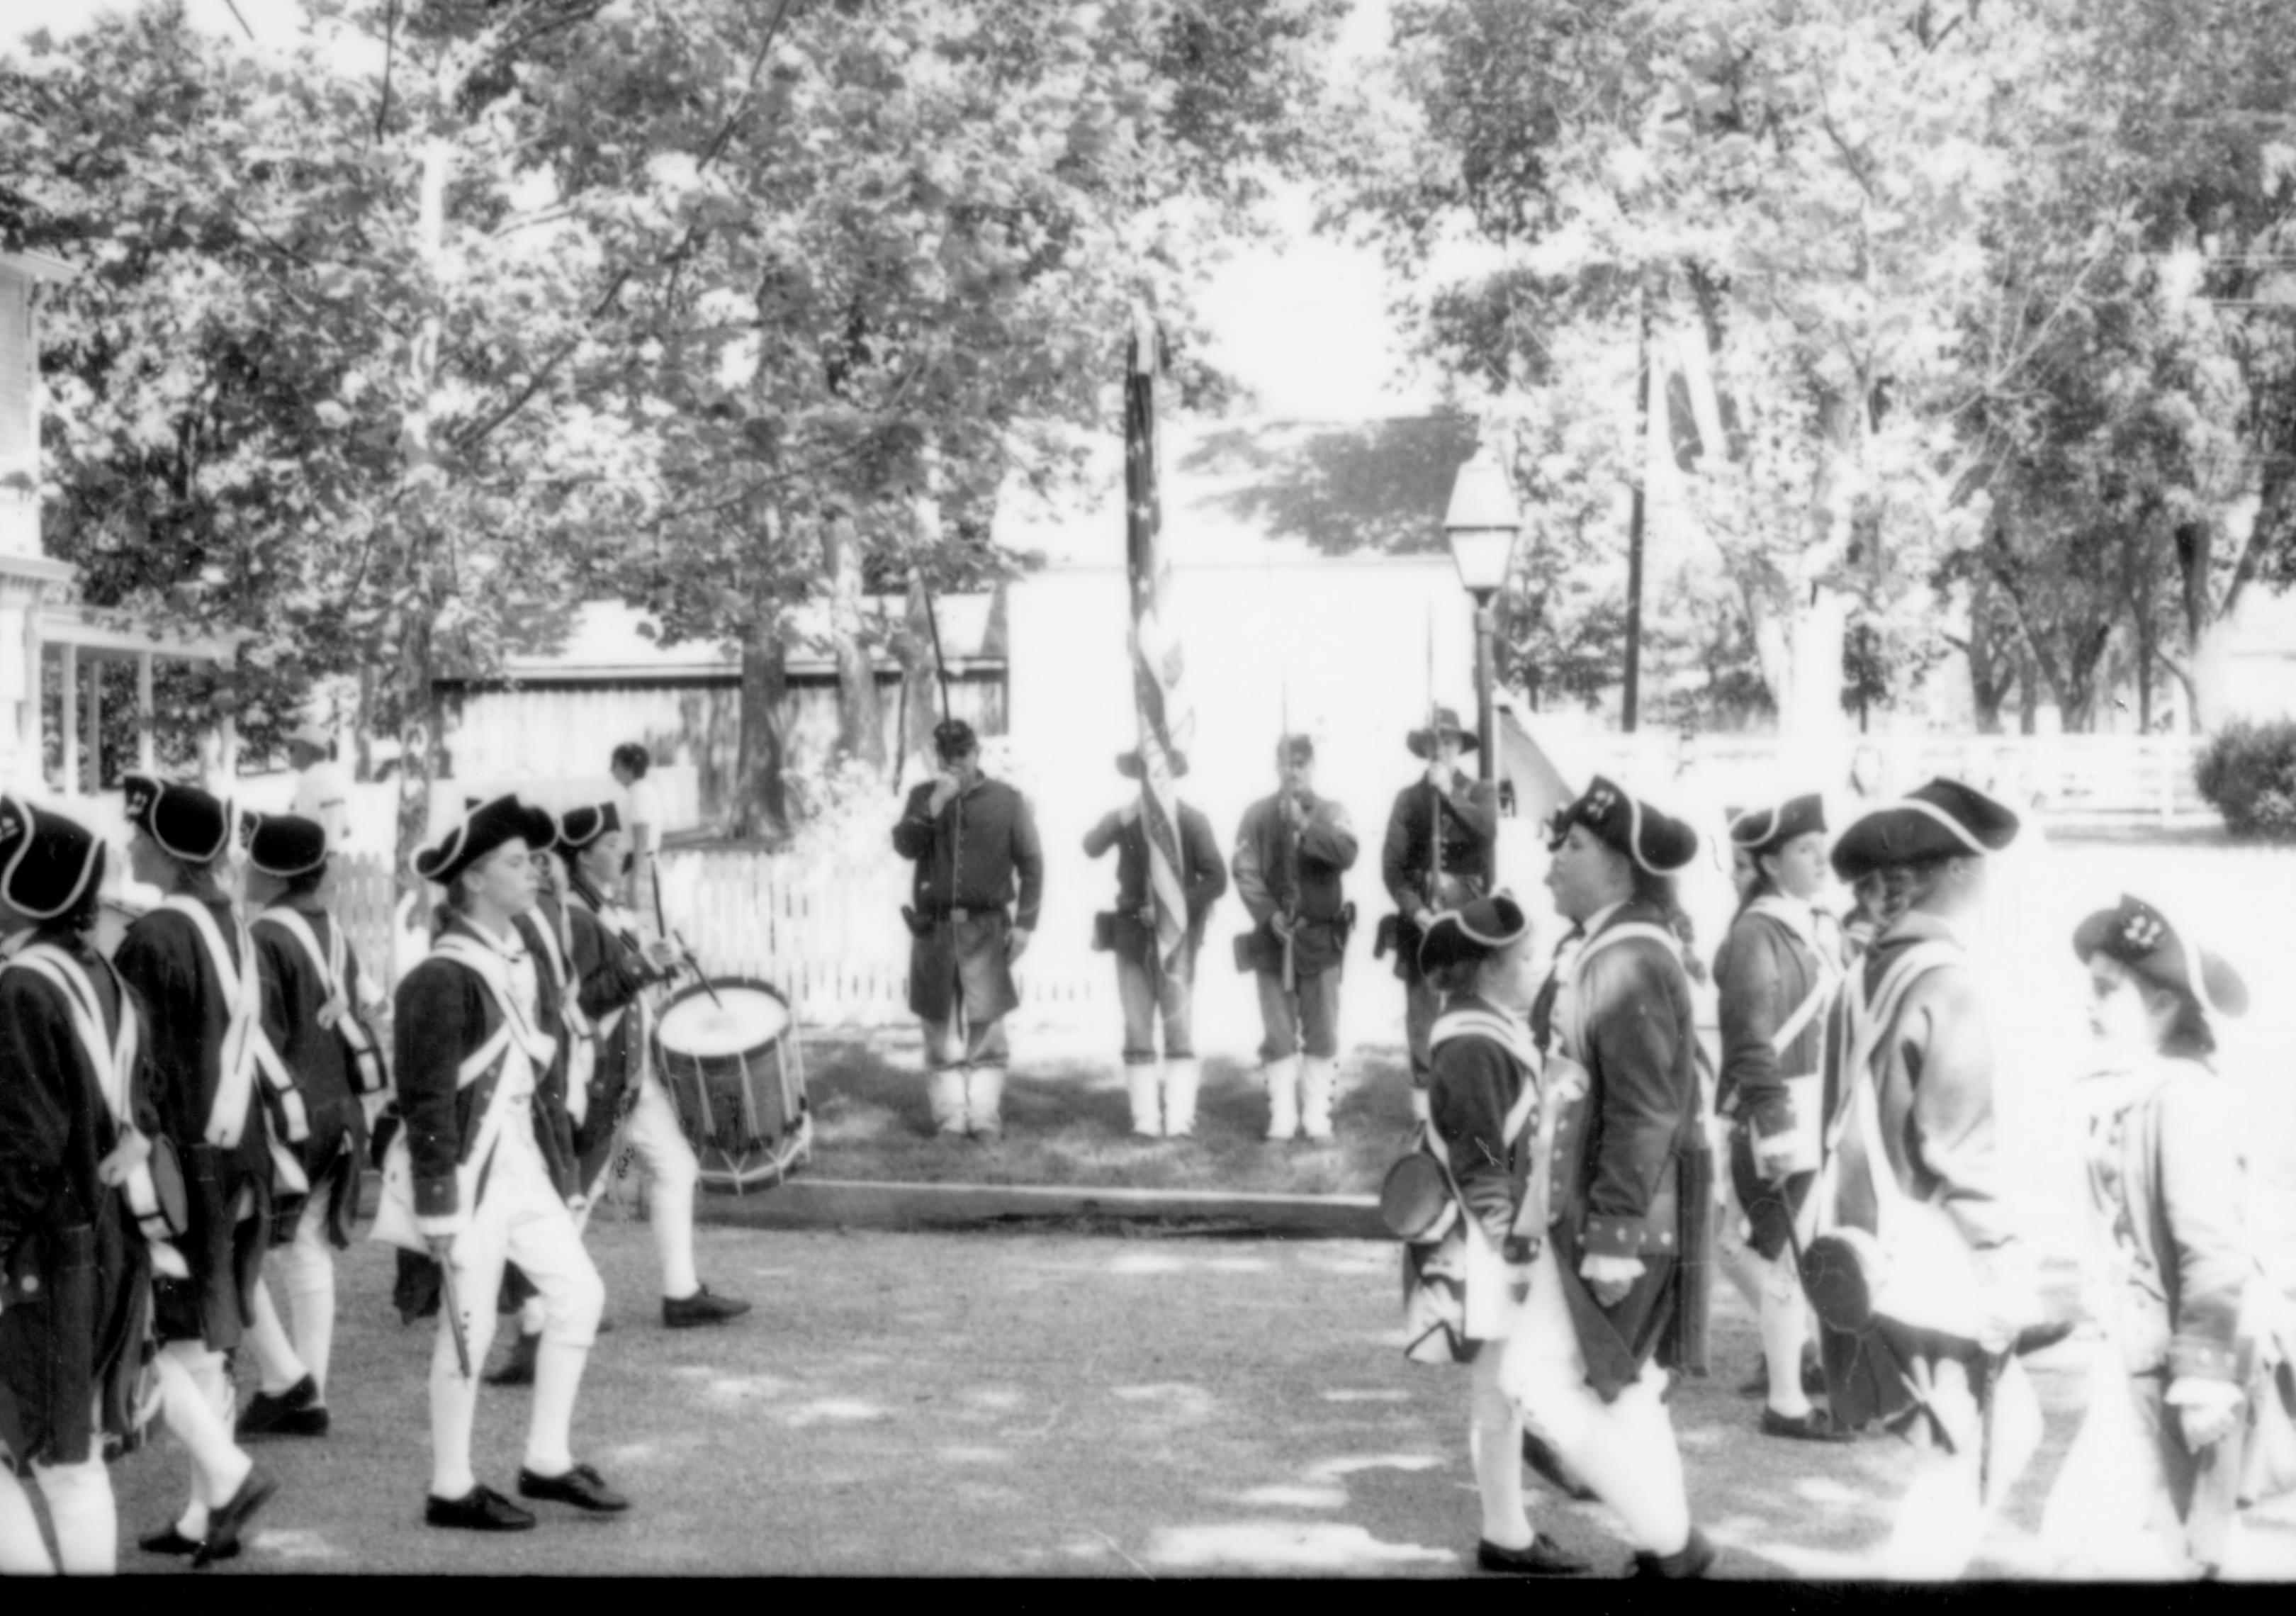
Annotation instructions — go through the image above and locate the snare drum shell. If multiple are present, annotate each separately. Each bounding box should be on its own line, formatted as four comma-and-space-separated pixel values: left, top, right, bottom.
651, 978, 809, 1189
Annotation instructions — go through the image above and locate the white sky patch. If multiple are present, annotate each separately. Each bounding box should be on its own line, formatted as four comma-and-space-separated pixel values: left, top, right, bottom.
1144, 1521, 1453, 1573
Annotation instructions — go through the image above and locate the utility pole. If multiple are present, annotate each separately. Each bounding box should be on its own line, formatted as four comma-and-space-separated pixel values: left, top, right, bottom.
1622, 287, 1651, 733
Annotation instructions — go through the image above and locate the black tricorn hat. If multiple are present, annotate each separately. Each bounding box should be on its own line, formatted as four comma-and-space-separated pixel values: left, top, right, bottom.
1115, 748, 1189, 781
1546, 775, 1699, 875
1417, 892, 1531, 977
247, 814, 329, 880
1729, 793, 1827, 859
123, 773, 232, 866
1406, 706, 1480, 760
1830, 777, 2019, 882
414, 795, 558, 888
558, 802, 621, 851
2074, 894, 2249, 1021
0, 798, 105, 922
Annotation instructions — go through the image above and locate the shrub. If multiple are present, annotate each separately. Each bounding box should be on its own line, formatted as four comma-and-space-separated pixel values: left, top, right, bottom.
2195, 720, 2296, 840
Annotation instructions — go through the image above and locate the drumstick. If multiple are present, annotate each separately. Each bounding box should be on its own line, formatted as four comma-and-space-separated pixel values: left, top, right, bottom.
670, 931, 724, 1008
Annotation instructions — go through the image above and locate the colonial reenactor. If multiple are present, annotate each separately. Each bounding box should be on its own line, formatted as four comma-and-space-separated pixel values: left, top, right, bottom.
0, 800, 167, 1574
1410, 895, 1592, 1577
113, 775, 283, 1565
373, 795, 624, 1531
235, 814, 388, 1441
558, 804, 749, 1326
891, 719, 1045, 1142
1232, 734, 1359, 1143
1380, 706, 1498, 1115
1813, 778, 2054, 1579
1713, 794, 1846, 1443
1506, 776, 1715, 1579
1084, 750, 1227, 1138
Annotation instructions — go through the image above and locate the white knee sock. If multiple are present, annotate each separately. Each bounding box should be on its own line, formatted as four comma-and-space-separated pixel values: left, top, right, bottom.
1761, 1257, 1813, 1417
282, 1211, 338, 1399
154, 1346, 250, 1536
651, 1169, 699, 1301
0, 1464, 57, 1575
1470, 1359, 1533, 1549
1716, 1222, 1765, 1315
32, 1457, 117, 1575
429, 1325, 480, 1501
523, 1341, 588, 1477
245, 1276, 310, 1397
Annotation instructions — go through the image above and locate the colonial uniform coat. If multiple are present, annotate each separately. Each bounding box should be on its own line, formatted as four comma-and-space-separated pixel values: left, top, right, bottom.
252, 902, 381, 1248
561, 873, 672, 1194
510, 899, 583, 1203
115, 897, 274, 1350
893, 775, 1045, 1026
1815, 910, 2028, 1444
1713, 897, 1841, 1258
1530, 899, 1709, 1398
0, 933, 156, 1466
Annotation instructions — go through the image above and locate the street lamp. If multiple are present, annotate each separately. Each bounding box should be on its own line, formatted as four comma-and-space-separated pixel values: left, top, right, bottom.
1443, 443, 1523, 785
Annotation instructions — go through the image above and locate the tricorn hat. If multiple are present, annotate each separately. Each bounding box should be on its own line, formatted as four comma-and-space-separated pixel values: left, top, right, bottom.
414, 794, 557, 889
558, 802, 621, 851
1830, 777, 2019, 882
0, 798, 105, 922
1729, 793, 1827, 859
123, 773, 232, 866
1116, 748, 1189, 780
1546, 776, 1699, 875
1416, 892, 1530, 977
1406, 706, 1480, 760
247, 814, 329, 880
2073, 894, 2248, 1022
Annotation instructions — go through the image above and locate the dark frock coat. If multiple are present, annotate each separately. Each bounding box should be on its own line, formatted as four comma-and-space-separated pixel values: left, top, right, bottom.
252, 904, 376, 1247
1713, 902, 1835, 1258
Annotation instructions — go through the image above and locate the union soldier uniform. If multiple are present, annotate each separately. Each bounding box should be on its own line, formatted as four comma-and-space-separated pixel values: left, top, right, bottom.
1504, 778, 1715, 1578
892, 719, 1045, 1140
1380, 707, 1498, 1098
0, 801, 161, 1573
1232, 735, 1359, 1141
1084, 749, 1227, 1138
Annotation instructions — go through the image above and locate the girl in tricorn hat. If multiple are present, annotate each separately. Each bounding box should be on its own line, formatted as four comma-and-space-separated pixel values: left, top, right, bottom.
2039, 897, 2292, 1578
1406, 895, 1589, 1576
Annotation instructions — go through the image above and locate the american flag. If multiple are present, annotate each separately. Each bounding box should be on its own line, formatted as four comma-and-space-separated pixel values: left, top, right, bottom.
1125, 313, 1191, 971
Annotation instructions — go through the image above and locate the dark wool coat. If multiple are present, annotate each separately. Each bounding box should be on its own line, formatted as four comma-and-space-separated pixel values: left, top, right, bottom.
1232, 790, 1359, 977
1082, 801, 1227, 959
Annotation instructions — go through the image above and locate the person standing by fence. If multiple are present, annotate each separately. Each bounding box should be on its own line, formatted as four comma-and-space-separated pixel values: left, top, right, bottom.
611, 743, 663, 935
893, 719, 1043, 1142
1085, 751, 1226, 1140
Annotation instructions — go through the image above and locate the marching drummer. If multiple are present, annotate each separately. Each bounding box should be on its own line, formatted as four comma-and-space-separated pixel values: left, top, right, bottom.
0, 799, 162, 1574
892, 719, 1044, 1142
380, 794, 625, 1531
236, 814, 389, 1442
555, 804, 749, 1330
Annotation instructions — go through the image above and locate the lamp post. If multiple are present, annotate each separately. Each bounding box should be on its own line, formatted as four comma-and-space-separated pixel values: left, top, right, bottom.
1444, 443, 1523, 786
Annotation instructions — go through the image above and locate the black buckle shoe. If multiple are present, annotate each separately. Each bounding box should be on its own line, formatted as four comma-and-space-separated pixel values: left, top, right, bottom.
196, 1464, 278, 1567
139, 1525, 238, 1561
426, 1484, 539, 1532
1760, 1406, 1854, 1444
517, 1462, 630, 1514
238, 1374, 329, 1440
485, 1330, 541, 1387
1631, 1528, 1719, 1579
663, 1285, 753, 1329
1478, 1537, 1592, 1576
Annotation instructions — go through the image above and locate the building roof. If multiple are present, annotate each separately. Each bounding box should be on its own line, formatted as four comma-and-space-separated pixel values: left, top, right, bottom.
995, 413, 1484, 569
457, 594, 1004, 685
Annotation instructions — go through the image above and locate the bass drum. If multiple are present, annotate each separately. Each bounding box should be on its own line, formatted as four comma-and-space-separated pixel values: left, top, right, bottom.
651, 977, 811, 1194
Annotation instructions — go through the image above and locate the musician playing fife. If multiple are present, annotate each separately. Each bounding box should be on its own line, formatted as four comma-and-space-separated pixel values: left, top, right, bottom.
893, 719, 1044, 1141
0, 801, 160, 1574
384, 795, 624, 1531
559, 804, 750, 1328
1380, 705, 1498, 1118
113, 776, 278, 1566
236, 813, 388, 1442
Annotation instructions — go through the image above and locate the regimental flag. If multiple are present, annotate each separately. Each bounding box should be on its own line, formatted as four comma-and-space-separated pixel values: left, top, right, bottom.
1125, 313, 1192, 972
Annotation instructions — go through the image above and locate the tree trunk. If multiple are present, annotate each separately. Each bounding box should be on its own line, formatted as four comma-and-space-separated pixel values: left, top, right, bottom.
823, 510, 884, 772
2018, 649, 2040, 736
894, 571, 939, 787
391, 131, 452, 907
733, 586, 792, 843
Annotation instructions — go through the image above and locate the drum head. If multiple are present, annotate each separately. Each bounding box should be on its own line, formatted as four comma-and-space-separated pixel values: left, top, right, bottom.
656, 980, 790, 1060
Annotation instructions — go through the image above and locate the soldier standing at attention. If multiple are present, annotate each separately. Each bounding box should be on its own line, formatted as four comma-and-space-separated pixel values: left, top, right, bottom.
893, 720, 1044, 1142
1380, 705, 1498, 1121
1084, 749, 1227, 1140
1232, 735, 1359, 1143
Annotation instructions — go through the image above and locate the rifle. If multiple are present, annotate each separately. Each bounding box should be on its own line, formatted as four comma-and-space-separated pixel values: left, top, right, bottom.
1280, 670, 1297, 994
1423, 600, 1444, 923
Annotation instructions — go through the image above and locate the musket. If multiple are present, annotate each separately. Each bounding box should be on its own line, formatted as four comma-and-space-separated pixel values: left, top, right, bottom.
1280, 668, 1297, 995
1424, 600, 1443, 917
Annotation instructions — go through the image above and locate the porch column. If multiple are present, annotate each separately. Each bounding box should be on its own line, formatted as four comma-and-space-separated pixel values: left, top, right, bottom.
81, 652, 101, 792
58, 642, 77, 796
137, 651, 156, 773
